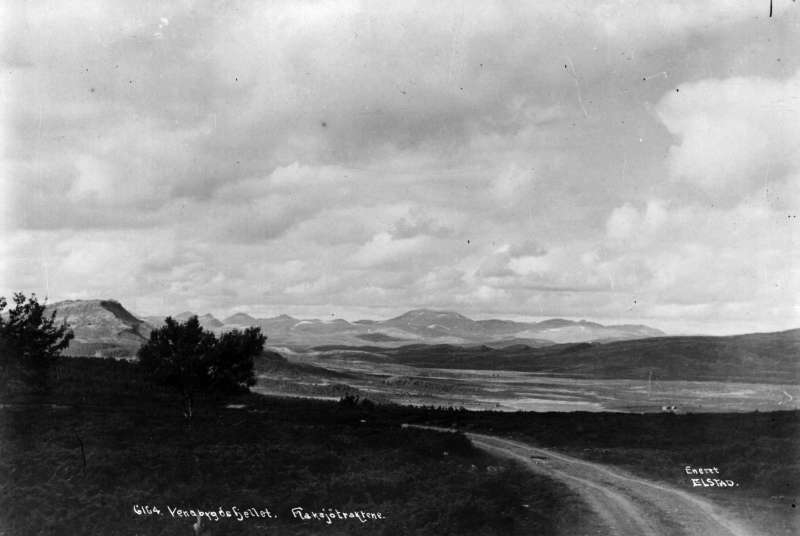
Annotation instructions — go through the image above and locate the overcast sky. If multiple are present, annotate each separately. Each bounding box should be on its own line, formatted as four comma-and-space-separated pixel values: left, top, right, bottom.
1, 1, 799, 334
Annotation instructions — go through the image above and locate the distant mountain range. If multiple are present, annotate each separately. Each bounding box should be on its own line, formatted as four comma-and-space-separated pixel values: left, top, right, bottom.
41, 299, 799, 387
146, 312, 224, 330
52, 300, 665, 357
153, 307, 664, 348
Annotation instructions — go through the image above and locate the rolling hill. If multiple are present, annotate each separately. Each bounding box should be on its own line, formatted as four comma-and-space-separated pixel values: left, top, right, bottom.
47, 299, 153, 358
314, 329, 800, 384
224, 312, 259, 325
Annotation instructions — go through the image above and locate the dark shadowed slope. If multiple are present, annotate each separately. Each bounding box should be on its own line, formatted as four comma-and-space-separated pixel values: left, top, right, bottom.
318, 329, 800, 384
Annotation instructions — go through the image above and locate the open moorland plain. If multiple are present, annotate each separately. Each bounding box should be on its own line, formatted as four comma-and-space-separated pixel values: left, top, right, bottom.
257, 329, 800, 413
3, 299, 798, 535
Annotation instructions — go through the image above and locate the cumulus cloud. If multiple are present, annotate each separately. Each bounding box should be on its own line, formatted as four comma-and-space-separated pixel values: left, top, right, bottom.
600, 196, 798, 329
390, 209, 455, 239
606, 201, 667, 243
476, 252, 514, 279
490, 162, 539, 204
2, 1, 798, 333
352, 233, 432, 269
593, 0, 764, 44
656, 71, 800, 197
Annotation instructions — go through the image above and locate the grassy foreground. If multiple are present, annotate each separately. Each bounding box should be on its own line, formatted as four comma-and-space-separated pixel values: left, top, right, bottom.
0, 357, 591, 536
2, 356, 797, 535
394, 406, 800, 535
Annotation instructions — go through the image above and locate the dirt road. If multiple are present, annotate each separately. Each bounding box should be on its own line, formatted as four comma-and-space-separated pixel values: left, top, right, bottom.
408, 425, 756, 536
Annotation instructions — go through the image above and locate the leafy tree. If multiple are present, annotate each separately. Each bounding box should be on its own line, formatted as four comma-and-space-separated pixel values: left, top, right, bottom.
137, 316, 264, 419
207, 327, 264, 393
0, 292, 74, 390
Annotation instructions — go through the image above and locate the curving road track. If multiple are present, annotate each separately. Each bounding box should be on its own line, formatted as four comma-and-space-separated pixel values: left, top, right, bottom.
408, 425, 756, 536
